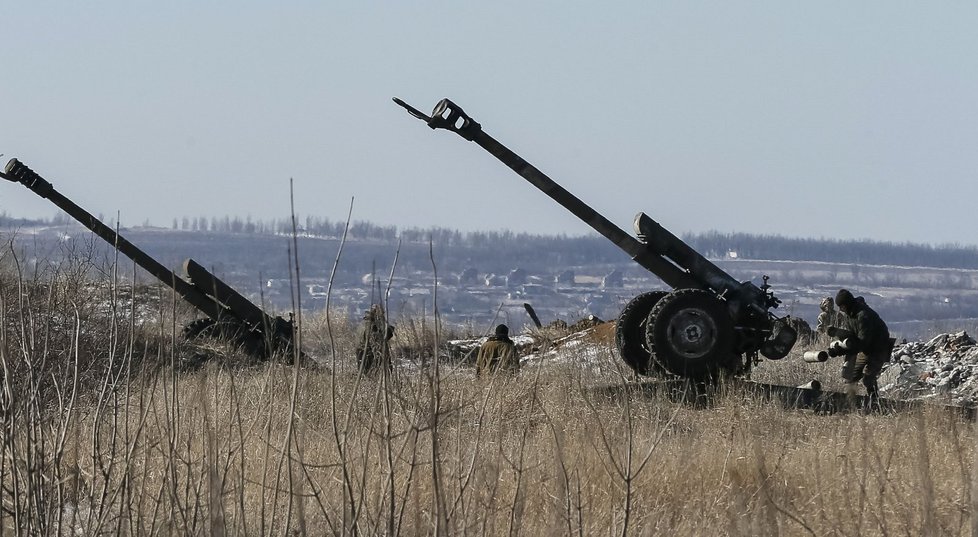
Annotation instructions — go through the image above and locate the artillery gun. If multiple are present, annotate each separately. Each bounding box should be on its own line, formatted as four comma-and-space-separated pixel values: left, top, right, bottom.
394, 97, 797, 380
1, 158, 299, 360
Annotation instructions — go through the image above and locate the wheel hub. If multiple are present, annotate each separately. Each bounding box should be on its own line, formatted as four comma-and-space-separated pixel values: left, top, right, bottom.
666, 308, 718, 359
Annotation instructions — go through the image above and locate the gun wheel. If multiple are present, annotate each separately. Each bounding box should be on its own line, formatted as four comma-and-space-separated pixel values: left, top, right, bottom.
646, 289, 735, 380
183, 318, 217, 339
615, 291, 669, 375
182, 318, 257, 350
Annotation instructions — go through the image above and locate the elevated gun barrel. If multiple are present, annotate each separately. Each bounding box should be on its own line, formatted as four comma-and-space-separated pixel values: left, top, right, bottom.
2, 158, 225, 320
394, 98, 776, 309
394, 98, 700, 290
1, 158, 298, 358
395, 97, 796, 377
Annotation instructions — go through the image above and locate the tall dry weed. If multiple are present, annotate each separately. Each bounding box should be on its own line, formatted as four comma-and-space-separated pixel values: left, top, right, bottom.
1, 235, 977, 535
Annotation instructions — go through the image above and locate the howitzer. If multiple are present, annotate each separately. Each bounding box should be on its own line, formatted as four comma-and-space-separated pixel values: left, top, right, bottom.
1, 158, 299, 360
394, 97, 797, 379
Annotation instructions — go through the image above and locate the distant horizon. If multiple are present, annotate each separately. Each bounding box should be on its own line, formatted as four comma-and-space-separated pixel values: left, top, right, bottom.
7, 209, 978, 254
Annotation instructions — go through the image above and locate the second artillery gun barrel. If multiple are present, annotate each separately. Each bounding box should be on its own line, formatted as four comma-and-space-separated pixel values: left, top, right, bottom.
2, 159, 224, 320
1, 158, 299, 359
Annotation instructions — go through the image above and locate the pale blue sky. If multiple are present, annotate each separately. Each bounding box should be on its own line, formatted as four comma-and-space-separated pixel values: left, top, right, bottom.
2, 2, 976, 246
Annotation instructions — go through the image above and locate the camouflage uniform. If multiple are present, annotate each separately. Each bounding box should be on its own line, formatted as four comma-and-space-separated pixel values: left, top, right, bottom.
355, 305, 394, 374
833, 293, 892, 402
476, 324, 519, 376
815, 297, 841, 346
816, 298, 840, 334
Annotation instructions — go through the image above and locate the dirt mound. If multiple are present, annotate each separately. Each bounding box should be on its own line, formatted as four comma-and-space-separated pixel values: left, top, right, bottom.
583, 321, 616, 346
536, 318, 615, 351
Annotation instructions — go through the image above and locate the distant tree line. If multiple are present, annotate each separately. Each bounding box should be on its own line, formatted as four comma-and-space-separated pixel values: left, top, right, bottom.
14, 211, 978, 270
172, 215, 978, 270
0, 212, 48, 228
685, 231, 978, 270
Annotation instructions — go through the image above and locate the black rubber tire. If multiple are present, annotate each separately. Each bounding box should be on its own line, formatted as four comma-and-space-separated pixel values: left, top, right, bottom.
182, 318, 282, 361
615, 291, 669, 375
183, 318, 257, 348
646, 289, 735, 380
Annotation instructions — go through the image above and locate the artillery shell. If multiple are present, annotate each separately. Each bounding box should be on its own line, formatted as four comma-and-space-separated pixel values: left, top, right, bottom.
803, 350, 829, 363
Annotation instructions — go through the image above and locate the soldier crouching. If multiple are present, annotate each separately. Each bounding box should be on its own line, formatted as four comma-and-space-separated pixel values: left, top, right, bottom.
476, 324, 519, 376
827, 289, 894, 409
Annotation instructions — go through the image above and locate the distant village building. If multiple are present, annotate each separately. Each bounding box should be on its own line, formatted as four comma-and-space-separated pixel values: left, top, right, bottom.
404, 287, 431, 298
360, 273, 387, 293
587, 294, 615, 312
519, 283, 556, 298
555, 270, 575, 285
601, 269, 623, 289
485, 273, 506, 287
507, 268, 528, 287
459, 267, 480, 286
264, 279, 285, 297
307, 284, 328, 298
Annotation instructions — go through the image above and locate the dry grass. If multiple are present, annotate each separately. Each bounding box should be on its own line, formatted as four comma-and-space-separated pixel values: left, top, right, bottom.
1, 242, 977, 535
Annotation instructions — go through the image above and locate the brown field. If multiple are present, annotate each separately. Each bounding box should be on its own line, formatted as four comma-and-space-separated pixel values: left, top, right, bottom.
2, 251, 977, 536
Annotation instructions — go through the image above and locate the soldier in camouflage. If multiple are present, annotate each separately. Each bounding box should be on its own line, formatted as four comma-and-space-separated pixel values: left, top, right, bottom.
355, 304, 394, 375
476, 324, 519, 376
815, 297, 841, 345
826, 289, 893, 406
816, 297, 838, 334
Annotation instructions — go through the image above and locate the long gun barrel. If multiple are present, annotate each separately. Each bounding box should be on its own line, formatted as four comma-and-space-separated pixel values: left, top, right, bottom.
393, 98, 777, 312
394, 98, 698, 290
1, 158, 297, 359
2, 159, 221, 318
395, 97, 796, 377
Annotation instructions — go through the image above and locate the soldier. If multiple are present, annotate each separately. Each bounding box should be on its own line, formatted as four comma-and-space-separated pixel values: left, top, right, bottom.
815, 297, 837, 334
476, 324, 519, 376
815, 296, 840, 345
826, 289, 893, 407
355, 304, 394, 375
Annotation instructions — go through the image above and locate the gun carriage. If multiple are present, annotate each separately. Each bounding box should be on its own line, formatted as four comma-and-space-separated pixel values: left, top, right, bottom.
1, 159, 298, 360
395, 97, 797, 380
